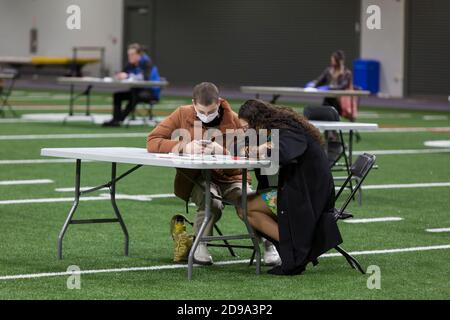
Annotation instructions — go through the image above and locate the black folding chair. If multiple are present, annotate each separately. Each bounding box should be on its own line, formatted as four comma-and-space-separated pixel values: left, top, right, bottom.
180, 173, 251, 259
333, 153, 376, 274
303, 105, 350, 169
124, 97, 159, 127
333, 153, 376, 220
303, 106, 359, 200
0, 70, 19, 118
182, 203, 239, 258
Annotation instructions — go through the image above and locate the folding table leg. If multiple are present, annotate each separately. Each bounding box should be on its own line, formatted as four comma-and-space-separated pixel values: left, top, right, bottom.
110, 162, 130, 256
240, 169, 261, 275
57, 160, 135, 259
0, 77, 18, 118
57, 159, 82, 259
348, 130, 363, 204
348, 130, 354, 166
188, 170, 212, 280
339, 130, 354, 193
69, 84, 75, 116
85, 85, 92, 116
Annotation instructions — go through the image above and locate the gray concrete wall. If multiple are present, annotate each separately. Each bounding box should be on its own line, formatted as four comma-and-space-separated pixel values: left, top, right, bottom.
0, 0, 124, 74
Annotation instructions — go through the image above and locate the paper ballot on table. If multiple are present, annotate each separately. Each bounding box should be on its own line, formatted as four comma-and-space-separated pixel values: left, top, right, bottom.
160, 153, 246, 162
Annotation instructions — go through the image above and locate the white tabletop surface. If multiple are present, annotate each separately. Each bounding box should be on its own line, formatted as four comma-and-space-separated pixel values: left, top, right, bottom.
41, 147, 271, 170
310, 121, 378, 132
0, 56, 32, 64
0, 73, 16, 79
241, 86, 370, 97
57, 77, 169, 88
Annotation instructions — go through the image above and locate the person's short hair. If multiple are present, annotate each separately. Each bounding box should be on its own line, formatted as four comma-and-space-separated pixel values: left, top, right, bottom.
192, 82, 219, 106
128, 43, 143, 54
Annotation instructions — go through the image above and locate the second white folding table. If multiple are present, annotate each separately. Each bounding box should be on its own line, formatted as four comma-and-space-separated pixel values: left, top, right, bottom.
57, 76, 169, 120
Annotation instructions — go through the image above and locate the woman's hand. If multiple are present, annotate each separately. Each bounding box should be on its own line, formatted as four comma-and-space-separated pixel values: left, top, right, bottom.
204, 141, 230, 155
257, 142, 272, 159
182, 141, 205, 154
115, 72, 128, 80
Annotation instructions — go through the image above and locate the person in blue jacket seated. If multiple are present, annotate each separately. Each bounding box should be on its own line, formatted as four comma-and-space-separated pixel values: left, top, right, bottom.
306, 50, 353, 116
103, 43, 161, 127
237, 99, 343, 275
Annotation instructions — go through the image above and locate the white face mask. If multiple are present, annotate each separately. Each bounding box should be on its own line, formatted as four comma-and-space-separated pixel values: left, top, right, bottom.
196, 107, 219, 124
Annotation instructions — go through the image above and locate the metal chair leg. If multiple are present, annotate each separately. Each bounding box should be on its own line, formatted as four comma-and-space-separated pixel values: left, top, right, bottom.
213, 224, 237, 257
248, 250, 256, 266
335, 245, 365, 274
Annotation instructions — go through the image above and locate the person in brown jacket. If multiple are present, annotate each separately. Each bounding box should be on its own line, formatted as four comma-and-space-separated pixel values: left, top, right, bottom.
147, 82, 280, 266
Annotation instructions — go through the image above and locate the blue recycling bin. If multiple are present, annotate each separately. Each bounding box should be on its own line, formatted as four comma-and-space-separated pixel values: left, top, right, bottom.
353, 59, 380, 94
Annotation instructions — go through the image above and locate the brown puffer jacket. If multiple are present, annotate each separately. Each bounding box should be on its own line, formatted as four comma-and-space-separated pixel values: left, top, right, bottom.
147, 99, 249, 201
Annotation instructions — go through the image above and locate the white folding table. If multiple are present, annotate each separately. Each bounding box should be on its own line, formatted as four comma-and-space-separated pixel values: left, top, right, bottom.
40, 147, 270, 280
57, 77, 169, 120
310, 121, 378, 166
241, 86, 370, 104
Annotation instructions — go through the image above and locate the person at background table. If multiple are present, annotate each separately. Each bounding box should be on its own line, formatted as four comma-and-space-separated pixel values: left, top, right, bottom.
146, 82, 280, 266
103, 43, 160, 127
306, 50, 353, 116
236, 99, 342, 275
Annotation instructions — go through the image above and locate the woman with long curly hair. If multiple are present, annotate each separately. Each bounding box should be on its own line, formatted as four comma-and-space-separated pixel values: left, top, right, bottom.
237, 99, 342, 275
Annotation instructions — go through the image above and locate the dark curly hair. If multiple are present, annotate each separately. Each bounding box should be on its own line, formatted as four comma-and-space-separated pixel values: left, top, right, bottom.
238, 99, 323, 145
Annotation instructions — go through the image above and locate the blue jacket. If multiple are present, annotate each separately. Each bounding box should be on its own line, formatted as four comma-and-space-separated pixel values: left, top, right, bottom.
124, 54, 161, 99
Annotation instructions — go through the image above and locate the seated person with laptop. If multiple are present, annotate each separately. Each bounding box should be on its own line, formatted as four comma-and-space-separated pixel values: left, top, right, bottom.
103, 43, 160, 127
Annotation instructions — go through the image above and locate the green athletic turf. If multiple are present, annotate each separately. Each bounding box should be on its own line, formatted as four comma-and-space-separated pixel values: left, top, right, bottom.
0, 89, 450, 299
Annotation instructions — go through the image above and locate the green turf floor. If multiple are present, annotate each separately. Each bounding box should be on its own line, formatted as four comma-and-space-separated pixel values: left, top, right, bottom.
0, 90, 450, 299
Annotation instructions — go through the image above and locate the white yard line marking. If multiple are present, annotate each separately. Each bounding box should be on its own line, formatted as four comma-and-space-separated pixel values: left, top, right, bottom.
0, 133, 147, 140
357, 113, 412, 119
354, 148, 450, 155
426, 228, 450, 233
3, 181, 450, 206
55, 186, 108, 192
0, 196, 111, 205
98, 193, 175, 202
320, 244, 450, 258
55, 186, 175, 198
362, 182, 450, 189
0, 179, 53, 186
423, 115, 448, 121
367, 127, 450, 133
1, 244, 450, 281
334, 182, 450, 191
424, 140, 450, 148
0, 119, 44, 123
0, 193, 176, 205
343, 217, 403, 224
8, 105, 109, 110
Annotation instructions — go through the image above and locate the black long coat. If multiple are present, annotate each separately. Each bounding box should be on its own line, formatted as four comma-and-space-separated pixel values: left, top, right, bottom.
256, 128, 343, 273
